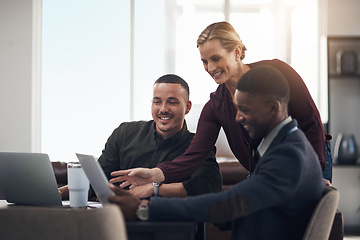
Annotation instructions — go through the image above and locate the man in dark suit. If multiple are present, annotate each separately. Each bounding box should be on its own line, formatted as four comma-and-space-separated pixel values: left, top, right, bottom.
108, 66, 326, 240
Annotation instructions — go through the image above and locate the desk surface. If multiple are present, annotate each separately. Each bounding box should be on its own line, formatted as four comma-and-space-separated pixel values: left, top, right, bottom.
0, 200, 202, 240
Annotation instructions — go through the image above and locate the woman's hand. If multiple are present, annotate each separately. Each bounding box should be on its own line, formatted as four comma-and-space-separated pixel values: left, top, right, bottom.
110, 167, 165, 188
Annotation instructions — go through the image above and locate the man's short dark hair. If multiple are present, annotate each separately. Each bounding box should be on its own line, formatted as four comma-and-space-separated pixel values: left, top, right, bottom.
154, 74, 190, 100
236, 66, 290, 104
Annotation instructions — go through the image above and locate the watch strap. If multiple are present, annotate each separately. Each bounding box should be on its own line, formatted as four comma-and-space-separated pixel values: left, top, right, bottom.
152, 182, 161, 196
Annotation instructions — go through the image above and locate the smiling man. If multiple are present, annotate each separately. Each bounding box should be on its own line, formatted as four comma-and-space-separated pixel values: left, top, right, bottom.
151, 80, 191, 140
61, 74, 221, 199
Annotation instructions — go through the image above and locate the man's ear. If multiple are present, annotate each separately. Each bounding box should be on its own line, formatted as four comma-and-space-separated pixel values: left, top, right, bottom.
268, 100, 280, 114
185, 100, 192, 115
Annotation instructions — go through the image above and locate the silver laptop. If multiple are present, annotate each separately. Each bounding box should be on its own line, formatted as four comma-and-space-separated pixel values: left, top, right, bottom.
0, 152, 63, 206
76, 153, 114, 204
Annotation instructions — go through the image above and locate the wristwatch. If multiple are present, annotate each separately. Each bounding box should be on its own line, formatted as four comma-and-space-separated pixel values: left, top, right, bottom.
152, 182, 162, 196
136, 200, 149, 221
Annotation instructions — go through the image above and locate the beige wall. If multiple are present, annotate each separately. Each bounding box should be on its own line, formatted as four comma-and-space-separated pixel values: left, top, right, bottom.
327, 0, 360, 36
0, 0, 41, 152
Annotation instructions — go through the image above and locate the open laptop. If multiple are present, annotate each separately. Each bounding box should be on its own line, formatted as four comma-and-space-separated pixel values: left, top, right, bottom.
75, 153, 114, 204
0, 152, 113, 208
0, 152, 63, 207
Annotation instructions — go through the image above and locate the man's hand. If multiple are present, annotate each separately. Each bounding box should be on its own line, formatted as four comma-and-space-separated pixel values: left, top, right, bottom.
58, 186, 69, 200
324, 178, 332, 187
108, 184, 141, 221
110, 167, 165, 188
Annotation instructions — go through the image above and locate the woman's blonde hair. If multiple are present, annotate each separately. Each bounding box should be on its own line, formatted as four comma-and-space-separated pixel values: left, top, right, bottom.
197, 21, 247, 60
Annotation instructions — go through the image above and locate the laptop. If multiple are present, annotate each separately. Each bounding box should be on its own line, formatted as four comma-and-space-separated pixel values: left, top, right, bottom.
0, 152, 63, 206
75, 153, 114, 204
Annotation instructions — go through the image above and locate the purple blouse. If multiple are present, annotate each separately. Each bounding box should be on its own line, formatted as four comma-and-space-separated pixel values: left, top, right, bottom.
158, 59, 326, 182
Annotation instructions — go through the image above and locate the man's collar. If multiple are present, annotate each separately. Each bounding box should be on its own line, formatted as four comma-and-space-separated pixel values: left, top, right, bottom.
152, 120, 189, 143
257, 116, 292, 157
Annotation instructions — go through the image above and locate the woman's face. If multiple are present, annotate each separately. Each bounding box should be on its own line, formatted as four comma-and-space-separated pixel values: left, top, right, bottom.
198, 39, 239, 85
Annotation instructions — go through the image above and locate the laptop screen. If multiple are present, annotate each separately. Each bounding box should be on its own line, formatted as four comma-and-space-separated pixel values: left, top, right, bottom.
0, 152, 62, 206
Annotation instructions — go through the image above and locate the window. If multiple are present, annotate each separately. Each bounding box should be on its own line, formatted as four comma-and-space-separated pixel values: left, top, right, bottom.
174, 0, 321, 107
42, 1, 131, 161
42, 0, 322, 161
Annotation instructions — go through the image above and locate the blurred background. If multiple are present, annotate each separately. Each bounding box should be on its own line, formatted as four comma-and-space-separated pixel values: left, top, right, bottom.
41, 0, 323, 161
1, 0, 359, 163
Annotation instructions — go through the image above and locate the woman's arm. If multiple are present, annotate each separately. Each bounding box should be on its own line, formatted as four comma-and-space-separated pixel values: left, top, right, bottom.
157, 101, 221, 182
110, 101, 222, 185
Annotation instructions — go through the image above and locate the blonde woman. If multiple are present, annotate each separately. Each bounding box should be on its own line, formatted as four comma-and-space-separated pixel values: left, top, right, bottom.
112, 21, 332, 187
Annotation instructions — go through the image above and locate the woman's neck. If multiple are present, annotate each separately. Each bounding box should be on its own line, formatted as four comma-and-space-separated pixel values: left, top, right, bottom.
225, 81, 237, 99
225, 63, 250, 98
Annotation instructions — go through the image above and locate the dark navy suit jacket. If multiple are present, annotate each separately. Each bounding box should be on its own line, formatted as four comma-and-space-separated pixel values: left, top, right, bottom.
149, 119, 326, 240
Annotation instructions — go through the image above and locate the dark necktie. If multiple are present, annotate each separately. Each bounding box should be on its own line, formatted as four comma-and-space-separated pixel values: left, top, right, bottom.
253, 149, 261, 164
247, 149, 261, 178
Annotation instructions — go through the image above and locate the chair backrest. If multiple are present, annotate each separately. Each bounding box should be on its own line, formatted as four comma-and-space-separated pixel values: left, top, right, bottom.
0, 204, 127, 240
302, 186, 340, 240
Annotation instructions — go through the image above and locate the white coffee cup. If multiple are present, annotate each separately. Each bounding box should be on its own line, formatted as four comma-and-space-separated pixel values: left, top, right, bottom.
67, 162, 89, 207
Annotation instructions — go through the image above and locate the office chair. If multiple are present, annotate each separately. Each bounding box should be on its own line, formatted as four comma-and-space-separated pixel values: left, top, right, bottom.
302, 186, 340, 240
